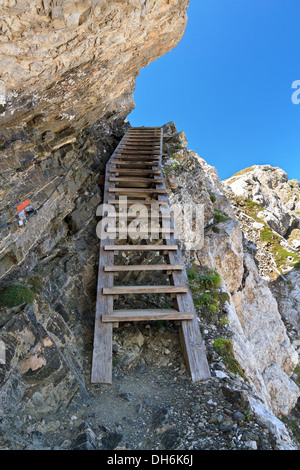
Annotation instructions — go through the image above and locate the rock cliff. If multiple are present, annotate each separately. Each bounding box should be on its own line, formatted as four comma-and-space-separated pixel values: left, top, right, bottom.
0, 0, 188, 279
222, 166, 300, 335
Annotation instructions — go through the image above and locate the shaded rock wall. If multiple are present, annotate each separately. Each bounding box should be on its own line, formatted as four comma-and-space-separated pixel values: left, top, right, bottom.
0, 120, 127, 281
0, 0, 189, 280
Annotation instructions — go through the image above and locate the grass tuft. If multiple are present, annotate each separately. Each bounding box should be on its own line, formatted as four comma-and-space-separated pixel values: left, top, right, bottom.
214, 209, 228, 224
187, 266, 229, 322
0, 285, 35, 308
213, 338, 247, 380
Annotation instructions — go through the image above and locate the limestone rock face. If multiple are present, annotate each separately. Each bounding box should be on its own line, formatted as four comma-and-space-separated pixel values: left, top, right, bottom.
0, 0, 189, 132
222, 166, 300, 334
223, 165, 300, 238
272, 270, 300, 334
162, 124, 299, 421
197, 217, 244, 295
231, 254, 299, 416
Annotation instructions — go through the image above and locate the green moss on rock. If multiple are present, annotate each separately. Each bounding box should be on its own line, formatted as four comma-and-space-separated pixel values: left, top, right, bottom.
260, 226, 300, 269
187, 266, 229, 322
235, 197, 300, 271
230, 167, 256, 178
213, 338, 247, 380
214, 209, 228, 224
27, 277, 43, 294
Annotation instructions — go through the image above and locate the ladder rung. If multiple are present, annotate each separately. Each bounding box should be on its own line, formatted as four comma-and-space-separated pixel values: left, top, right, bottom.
118, 148, 160, 152
128, 129, 161, 132
102, 285, 188, 295
104, 264, 183, 272
108, 188, 166, 194
110, 161, 159, 166
125, 136, 160, 139
103, 244, 178, 251
118, 144, 160, 148
126, 135, 160, 138
105, 214, 171, 220
127, 133, 160, 136
107, 200, 168, 205
117, 148, 160, 152
122, 139, 160, 143
108, 177, 163, 184
108, 169, 161, 175
102, 309, 193, 322
115, 151, 160, 155
117, 151, 160, 155
123, 134, 160, 137
105, 227, 174, 234
114, 155, 160, 160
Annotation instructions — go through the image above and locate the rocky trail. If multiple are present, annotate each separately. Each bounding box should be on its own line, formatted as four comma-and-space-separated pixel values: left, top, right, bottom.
0, 321, 278, 451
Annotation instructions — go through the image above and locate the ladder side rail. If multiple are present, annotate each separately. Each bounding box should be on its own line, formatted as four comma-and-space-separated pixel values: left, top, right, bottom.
91, 129, 132, 383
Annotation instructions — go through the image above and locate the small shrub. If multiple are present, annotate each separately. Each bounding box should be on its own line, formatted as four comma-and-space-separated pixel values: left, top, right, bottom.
260, 225, 280, 243
194, 292, 213, 309
243, 412, 253, 422
219, 292, 230, 304
231, 167, 255, 178
0, 285, 35, 308
293, 364, 300, 385
27, 277, 43, 294
209, 192, 217, 203
242, 198, 265, 220
219, 316, 230, 325
164, 158, 179, 176
169, 144, 183, 151
187, 265, 229, 322
213, 338, 247, 380
154, 320, 164, 332
260, 226, 300, 269
208, 304, 217, 313
214, 209, 228, 224
213, 338, 233, 356
198, 272, 222, 289
186, 267, 197, 282
293, 261, 300, 271
187, 268, 222, 290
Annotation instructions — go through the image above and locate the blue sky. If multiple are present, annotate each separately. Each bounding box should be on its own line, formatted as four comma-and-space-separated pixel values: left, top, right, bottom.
128, 0, 300, 181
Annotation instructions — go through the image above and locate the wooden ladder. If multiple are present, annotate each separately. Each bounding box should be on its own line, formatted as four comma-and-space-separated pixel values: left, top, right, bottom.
91, 127, 211, 384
